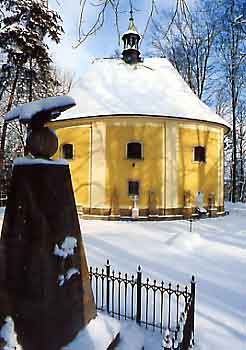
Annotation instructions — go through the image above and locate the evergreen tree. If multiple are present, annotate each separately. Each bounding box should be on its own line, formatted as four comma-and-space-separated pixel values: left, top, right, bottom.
0, 0, 63, 161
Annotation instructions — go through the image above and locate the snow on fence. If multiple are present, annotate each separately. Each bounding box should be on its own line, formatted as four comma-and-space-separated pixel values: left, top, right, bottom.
89, 260, 196, 350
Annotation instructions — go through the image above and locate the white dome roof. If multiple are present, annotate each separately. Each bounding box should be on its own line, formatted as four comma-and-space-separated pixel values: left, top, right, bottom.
59, 58, 230, 130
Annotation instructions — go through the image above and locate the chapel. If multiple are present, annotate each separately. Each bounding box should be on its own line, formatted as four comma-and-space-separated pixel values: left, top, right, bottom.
51, 13, 230, 219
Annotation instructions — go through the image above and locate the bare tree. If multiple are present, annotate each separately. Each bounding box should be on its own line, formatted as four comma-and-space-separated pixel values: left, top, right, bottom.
152, 0, 217, 101
215, 0, 246, 202
236, 103, 246, 201
77, 0, 191, 46
151, 0, 246, 202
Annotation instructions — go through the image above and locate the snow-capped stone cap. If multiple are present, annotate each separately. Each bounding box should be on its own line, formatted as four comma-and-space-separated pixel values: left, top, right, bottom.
4, 95, 76, 124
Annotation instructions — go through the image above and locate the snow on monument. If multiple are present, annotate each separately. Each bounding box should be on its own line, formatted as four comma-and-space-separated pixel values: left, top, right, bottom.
0, 96, 119, 350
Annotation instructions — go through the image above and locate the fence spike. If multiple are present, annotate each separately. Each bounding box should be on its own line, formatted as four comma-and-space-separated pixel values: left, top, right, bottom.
89, 261, 194, 344
191, 275, 196, 344
136, 265, 142, 325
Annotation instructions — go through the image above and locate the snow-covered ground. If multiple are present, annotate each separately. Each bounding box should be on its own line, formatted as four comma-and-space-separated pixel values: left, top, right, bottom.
0, 203, 245, 349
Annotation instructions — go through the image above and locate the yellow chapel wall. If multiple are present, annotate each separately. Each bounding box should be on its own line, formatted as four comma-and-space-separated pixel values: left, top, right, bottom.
104, 118, 165, 212
53, 125, 91, 206
51, 116, 225, 213
178, 122, 224, 208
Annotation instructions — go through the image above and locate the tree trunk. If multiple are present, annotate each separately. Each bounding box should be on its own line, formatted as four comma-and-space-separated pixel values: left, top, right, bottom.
239, 123, 244, 201
231, 26, 237, 203
0, 68, 19, 164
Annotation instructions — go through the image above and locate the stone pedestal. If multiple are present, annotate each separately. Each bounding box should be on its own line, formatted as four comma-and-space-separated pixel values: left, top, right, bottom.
209, 207, 218, 217
183, 206, 193, 218
132, 207, 139, 219
0, 162, 97, 350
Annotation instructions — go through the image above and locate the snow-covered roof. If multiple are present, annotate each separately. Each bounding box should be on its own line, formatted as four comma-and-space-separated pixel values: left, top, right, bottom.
57, 58, 230, 130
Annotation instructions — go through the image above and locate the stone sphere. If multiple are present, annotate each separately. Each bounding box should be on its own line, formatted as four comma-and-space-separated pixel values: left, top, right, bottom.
26, 127, 58, 159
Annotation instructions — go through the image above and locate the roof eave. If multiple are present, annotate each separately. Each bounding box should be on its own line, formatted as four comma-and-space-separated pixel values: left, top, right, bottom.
51, 113, 231, 133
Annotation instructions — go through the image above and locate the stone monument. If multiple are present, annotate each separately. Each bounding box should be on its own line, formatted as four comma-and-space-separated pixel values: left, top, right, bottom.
0, 96, 119, 349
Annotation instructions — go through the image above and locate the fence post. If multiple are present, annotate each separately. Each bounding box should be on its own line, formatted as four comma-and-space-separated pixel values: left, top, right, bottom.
106, 259, 110, 313
191, 275, 196, 345
136, 265, 142, 325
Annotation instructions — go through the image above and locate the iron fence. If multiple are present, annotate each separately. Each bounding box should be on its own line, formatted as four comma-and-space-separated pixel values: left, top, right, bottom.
89, 260, 195, 350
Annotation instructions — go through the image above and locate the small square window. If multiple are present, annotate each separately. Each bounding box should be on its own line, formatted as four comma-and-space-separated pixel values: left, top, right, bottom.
194, 146, 206, 162
127, 142, 142, 159
128, 181, 139, 196
62, 144, 73, 159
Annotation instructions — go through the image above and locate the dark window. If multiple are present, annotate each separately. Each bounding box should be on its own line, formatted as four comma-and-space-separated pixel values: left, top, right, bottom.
62, 144, 73, 159
127, 142, 142, 159
128, 181, 139, 196
194, 146, 206, 162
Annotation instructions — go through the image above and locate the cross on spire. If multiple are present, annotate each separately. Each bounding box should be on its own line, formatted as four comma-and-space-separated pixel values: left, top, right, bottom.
129, 1, 133, 20
128, 1, 136, 31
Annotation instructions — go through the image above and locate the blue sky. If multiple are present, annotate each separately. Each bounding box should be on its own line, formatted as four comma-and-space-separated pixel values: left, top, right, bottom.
49, 0, 175, 76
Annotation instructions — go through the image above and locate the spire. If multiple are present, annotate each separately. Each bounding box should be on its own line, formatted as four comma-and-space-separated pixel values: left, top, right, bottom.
122, 6, 141, 64
128, 6, 137, 32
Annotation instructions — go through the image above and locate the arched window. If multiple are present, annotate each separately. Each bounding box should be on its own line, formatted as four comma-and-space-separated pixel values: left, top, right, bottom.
194, 146, 206, 162
62, 143, 73, 159
127, 142, 143, 159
